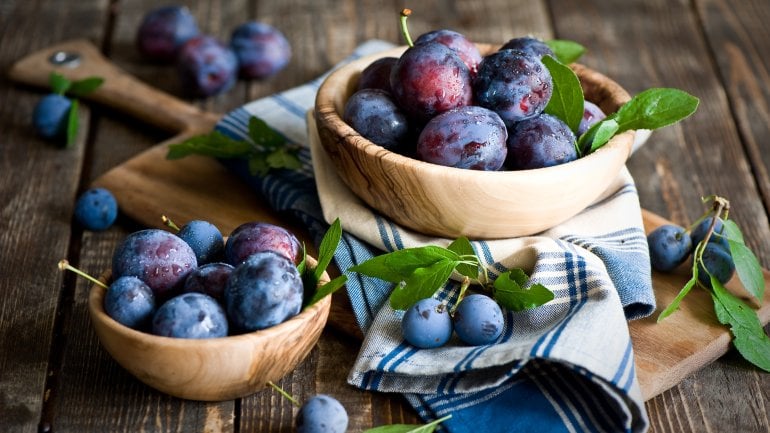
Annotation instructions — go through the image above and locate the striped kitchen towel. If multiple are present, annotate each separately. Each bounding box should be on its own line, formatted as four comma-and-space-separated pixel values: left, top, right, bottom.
216, 40, 653, 433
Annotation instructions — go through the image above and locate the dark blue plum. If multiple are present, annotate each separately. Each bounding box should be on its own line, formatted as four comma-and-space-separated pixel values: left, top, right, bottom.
499, 36, 554, 59
152, 292, 228, 338
697, 242, 735, 288
177, 35, 238, 97
578, 100, 607, 135
74, 187, 118, 231
691, 216, 729, 249
104, 276, 156, 330
414, 29, 482, 75
647, 224, 693, 272
230, 21, 291, 79
296, 394, 349, 433
225, 221, 302, 265
416, 106, 507, 170
32, 94, 72, 140
224, 251, 303, 332
112, 229, 198, 300
136, 5, 200, 61
182, 262, 233, 302
473, 49, 552, 128
452, 294, 504, 346
506, 113, 577, 169
401, 298, 453, 349
343, 89, 410, 150
390, 42, 473, 123
178, 220, 224, 265
357, 57, 398, 93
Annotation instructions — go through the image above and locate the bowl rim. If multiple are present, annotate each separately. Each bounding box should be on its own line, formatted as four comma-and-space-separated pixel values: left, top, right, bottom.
315, 43, 634, 179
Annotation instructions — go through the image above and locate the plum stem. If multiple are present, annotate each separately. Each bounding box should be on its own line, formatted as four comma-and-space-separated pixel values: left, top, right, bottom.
58, 259, 108, 289
161, 215, 181, 231
267, 381, 301, 407
399, 9, 414, 47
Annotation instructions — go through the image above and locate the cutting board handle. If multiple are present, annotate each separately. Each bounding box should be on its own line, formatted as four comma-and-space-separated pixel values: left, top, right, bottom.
7, 39, 219, 134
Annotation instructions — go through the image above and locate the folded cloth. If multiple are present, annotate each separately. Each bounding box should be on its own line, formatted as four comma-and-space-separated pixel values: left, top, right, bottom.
215, 40, 653, 433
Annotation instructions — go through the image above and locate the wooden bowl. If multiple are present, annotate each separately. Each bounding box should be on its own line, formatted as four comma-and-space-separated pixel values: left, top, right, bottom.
87, 258, 331, 401
315, 44, 636, 239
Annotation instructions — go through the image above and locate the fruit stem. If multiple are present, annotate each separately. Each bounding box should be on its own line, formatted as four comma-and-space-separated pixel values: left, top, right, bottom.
58, 259, 108, 289
267, 381, 301, 407
162, 215, 181, 232
399, 9, 415, 48
450, 276, 472, 315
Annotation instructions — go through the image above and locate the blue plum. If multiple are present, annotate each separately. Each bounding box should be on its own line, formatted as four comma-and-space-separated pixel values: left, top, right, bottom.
343, 89, 410, 150
296, 394, 349, 433
452, 294, 504, 346
182, 262, 234, 302
112, 229, 198, 300
136, 5, 200, 61
357, 57, 398, 93
104, 276, 156, 330
225, 221, 302, 265
416, 106, 507, 170
499, 36, 554, 59
473, 49, 552, 128
32, 94, 72, 140
390, 42, 473, 123
506, 113, 577, 169
224, 251, 303, 332
697, 242, 735, 288
578, 100, 607, 135
178, 220, 224, 265
647, 224, 693, 272
691, 216, 729, 249
401, 298, 453, 349
414, 29, 482, 75
152, 292, 228, 338
74, 187, 118, 231
230, 21, 291, 79
177, 35, 238, 97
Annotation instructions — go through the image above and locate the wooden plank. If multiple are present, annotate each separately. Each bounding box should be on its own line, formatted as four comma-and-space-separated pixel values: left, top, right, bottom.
547, 0, 770, 431
0, 1, 108, 432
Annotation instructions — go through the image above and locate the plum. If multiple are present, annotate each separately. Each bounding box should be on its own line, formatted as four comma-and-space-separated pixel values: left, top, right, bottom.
32, 94, 71, 140
230, 21, 291, 79
401, 297, 453, 349
452, 294, 504, 346
414, 29, 482, 75
506, 113, 577, 169
136, 5, 200, 61
499, 36, 554, 59
104, 276, 156, 330
152, 292, 228, 338
578, 101, 607, 135
182, 262, 233, 302
74, 187, 118, 231
177, 35, 238, 97
647, 224, 693, 272
296, 394, 349, 433
177, 220, 224, 265
225, 221, 302, 265
357, 57, 398, 93
343, 88, 410, 150
697, 242, 735, 288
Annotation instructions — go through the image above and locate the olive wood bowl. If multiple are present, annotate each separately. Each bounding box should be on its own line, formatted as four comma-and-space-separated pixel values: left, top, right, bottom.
88, 257, 331, 401
315, 44, 636, 239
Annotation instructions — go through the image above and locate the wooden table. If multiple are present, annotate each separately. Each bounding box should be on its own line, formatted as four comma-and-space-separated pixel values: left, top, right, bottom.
1, 0, 768, 431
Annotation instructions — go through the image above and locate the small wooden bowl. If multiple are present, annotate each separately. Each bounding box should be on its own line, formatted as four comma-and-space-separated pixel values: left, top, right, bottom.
87, 258, 331, 401
315, 44, 636, 239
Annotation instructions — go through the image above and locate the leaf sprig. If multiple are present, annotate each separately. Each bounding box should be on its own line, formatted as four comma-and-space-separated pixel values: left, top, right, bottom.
349, 237, 554, 312
299, 218, 348, 308
541, 45, 699, 157
657, 195, 770, 372
49, 72, 104, 147
167, 116, 302, 176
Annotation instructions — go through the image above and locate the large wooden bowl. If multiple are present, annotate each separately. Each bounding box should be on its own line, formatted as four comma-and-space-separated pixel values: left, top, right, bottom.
87, 258, 331, 401
315, 44, 636, 239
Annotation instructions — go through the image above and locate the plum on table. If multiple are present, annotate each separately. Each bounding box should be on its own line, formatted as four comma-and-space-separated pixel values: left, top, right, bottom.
177, 35, 238, 97
32, 94, 72, 140
295, 394, 349, 433
648, 224, 693, 272
74, 187, 118, 231
230, 21, 291, 79
136, 5, 200, 61
697, 242, 735, 288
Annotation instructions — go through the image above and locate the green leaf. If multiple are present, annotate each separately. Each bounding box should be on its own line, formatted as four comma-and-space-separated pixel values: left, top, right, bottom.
166, 131, 254, 160
546, 39, 586, 64
389, 258, 457, 310
578, 117, 619, 155
363, 415, 452, 433
542, 55, 584, 134
248, 156, 271, 176
305, 275, 348, 307
613, 88, 699, 133
711, 277, 770, 372
727, 239, 765, 303
493, 269, 554, 311
349, 246, 460, 284
266, 147, 302, 171
447, 237, 478, 280
297, 243, 308, 276
721, 219, 745, 244
248, 116, 286, 150
656, 274, 698, 322
314, 218, 342, 282
49, 72, 71, 95
65, 99, 79, 148
68, 77, 104, 97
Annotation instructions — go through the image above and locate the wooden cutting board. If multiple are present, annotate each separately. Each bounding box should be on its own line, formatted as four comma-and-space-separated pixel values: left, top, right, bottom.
10, 39, 770, 402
